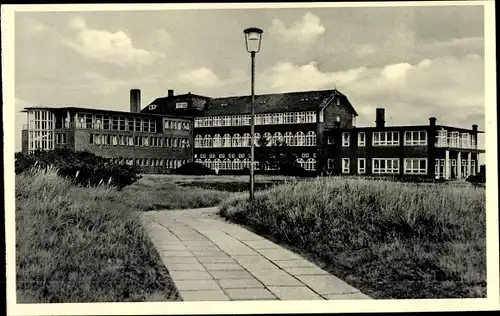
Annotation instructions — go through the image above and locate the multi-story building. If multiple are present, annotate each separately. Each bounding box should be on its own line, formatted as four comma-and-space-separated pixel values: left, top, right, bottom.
21, 89, 193, 173
21, 87, 485, 179
144, 89, 358, 173
324, 108, 484, 179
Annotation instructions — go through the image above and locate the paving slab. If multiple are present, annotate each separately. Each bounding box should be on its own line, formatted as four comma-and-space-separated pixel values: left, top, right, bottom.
296, 275, 361, 295
243, 239, 282, 250
249, 269, 303, 286
283, 266, 330, 276
218, 278, 265, 289
272, 259, 318, 269
323, 292, 373, 300
162, 257, 200, 264
158, 250, 194, 257
225, 288, 277, 300
180, 290, 230, 301
169, 270, 214, 281
268, 286, 324, 300
165, 263, 206, 271
209, 270, 255, 280
191, 249, 228, 257
197, 256, 235, 263
256, 249, 304, 261
175, 279, 221, 291
203, 263, 245, 271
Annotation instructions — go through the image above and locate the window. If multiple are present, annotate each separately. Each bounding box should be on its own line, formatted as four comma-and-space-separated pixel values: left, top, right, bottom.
305, 131, 316, 146
238, 153, 245, 158
172, 138, 178, 147
372, 158, 400, 174
204, 117, 213, 127
263, 114, 272, 125
327, 159, 335, 169
242, 158, 251, 169
213, 134, 221, 147
404, 158, 427, 175
219, 153, 225, 158
436, 129, 448, 147
241, 115, 251, 125
222, 158, 231, 170
296, 158, 305, 169
305, 111, 316, 123
143, 136, 149, 147
222, 134, 231, 147
327, 136, 334, 145
204, 135, 212, 147
342, 132, 350, 147
213, 116, 221, 127
284, 112, 295, 124
302, 153, 310, 158
373, 131, 399, 146
255, 115, 263, 125
253, 133, 261, 146
358, 158, 366, 174
358, 132, 365, 146
242, 133, 251, 147
204, 159, 212, 169
284, 132, 294, 146
232, 116, 242, 126
273, 113, 283, 124
222, 116, 231, 126
319, 110, 324, 123
195, 135, 203, 148
461, 133, 471, 149
263, 132, 273, 146
305, 158, 316, 171
342, 158, 350, 174
471, 160, 476, 176
404, 131, 427, 145
112, 135, 118, 146
232, 159, 242, 170
296, 112, 306, 123
295, 131, 305, 146
232, 133, 241, 147
213, 159, 221, 170
272, 132, 283, 146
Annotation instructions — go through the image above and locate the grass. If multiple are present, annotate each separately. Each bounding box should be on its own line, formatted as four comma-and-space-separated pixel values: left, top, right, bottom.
120, 174, 233, 211
16, 167, 181, 303
219, 176, 486, 299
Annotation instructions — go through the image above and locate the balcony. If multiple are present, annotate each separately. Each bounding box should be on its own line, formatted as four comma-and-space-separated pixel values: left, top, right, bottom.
435, 136, 479, 150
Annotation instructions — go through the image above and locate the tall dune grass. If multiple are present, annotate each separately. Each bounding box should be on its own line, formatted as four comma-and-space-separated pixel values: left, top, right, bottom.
219, 176, 486, 299
16, 167, 180, 303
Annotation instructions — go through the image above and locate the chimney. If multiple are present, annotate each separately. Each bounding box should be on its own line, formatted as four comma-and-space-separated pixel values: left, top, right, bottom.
168, 89, 174, 98
472, 124, 478, 132
429, 117, 437, 126
130, 89, 141, 113
375, 108, 385, 128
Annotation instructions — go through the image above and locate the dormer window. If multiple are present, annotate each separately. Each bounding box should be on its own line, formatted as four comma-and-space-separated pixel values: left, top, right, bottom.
149, 104, 157, 110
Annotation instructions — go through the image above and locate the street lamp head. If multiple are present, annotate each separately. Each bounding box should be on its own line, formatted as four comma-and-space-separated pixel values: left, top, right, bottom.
244, 27, 263, 53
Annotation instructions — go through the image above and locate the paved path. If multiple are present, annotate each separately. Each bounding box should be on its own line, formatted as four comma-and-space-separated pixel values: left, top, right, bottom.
141, 207, 372, 301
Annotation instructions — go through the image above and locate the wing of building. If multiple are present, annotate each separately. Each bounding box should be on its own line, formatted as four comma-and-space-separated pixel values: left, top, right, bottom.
20, 88, 484, 179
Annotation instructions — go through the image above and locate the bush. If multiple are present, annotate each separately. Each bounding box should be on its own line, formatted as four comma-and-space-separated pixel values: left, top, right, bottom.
173, 162, 215, 175
466, 173, 486, 185
15, 149, 141, 190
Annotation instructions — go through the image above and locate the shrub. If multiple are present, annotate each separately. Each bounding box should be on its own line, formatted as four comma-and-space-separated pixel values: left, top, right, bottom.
174, 162, 215, 175
15, 149, 141, 190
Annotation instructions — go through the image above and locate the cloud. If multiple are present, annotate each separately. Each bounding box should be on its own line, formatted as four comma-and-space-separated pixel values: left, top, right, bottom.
270, 12, 326, 44
178, 67, 223, 88
65, 16, 164, 67
257, 54, 484, 128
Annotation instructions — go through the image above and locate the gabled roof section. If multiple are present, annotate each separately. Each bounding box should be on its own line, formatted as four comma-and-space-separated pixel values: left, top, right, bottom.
204, 89, 358, 116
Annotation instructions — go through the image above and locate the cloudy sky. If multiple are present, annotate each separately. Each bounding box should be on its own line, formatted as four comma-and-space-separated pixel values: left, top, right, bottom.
13, 4, 486, 152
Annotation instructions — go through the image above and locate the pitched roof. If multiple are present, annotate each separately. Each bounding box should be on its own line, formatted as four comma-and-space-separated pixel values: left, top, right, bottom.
204, 89, 358, 116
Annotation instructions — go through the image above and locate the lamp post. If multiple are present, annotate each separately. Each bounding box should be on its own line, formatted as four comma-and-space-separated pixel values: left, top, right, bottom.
244, 27, 263, 202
